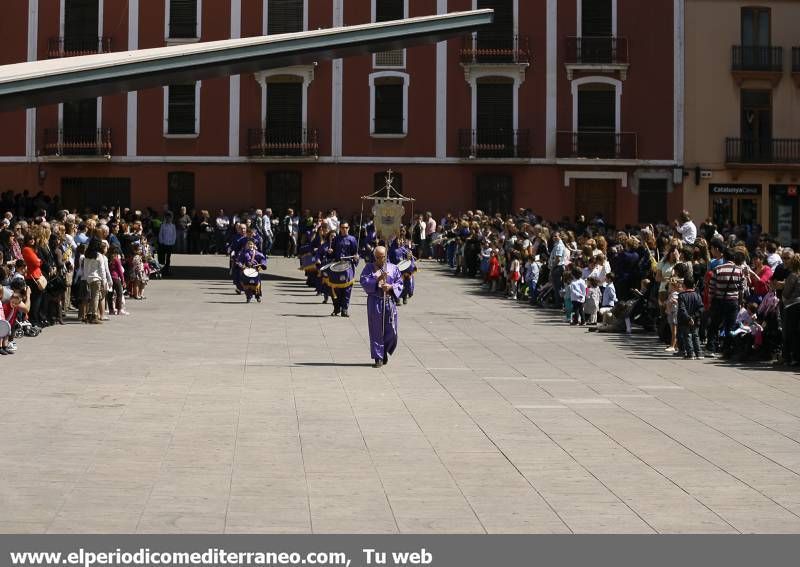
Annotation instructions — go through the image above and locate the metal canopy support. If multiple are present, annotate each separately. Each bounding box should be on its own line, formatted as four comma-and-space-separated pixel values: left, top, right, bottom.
0, 10, 493, 111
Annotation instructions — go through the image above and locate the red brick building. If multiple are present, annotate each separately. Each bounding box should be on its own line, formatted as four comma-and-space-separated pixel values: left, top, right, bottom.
0, 0, 684, 226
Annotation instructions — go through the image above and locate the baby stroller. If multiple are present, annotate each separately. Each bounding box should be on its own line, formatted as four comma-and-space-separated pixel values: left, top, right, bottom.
14, 319, 42, 338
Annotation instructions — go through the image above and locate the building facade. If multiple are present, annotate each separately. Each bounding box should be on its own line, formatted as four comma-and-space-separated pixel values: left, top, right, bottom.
683, 0, 800, 245
0, 0, 682, 227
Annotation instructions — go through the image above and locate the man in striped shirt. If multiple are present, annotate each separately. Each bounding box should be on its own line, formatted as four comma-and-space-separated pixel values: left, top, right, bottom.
707, 248, 747, 356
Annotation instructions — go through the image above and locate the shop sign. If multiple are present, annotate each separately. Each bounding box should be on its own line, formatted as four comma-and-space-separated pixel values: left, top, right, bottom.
709, 184, 761, 196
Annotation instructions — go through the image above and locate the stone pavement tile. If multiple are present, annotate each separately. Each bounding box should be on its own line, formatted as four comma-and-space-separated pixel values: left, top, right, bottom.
149, 469, 231, 500
48, 487, 152, 533
79, 460, 163, 490
0, 522, 49, 534
137, 494, 228, 533
309, 495, 397, 533
0, 482, 74, 525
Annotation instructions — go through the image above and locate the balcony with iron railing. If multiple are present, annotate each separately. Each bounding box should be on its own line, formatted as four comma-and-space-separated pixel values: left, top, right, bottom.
726, 138, 800, 166
48, 36, 112, 58
41, 128, 112, 157
731, 45, 783, 85
793, 47, 800, 87
564, 36, 629, 79
458, 129, 530, 159
247, 127, 318, 158
460, 34, 531, 65
556, 131, 637, 160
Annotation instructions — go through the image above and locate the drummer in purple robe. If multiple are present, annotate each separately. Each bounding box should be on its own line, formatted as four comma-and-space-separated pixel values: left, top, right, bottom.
359, 245, 404, 368
389, 232, 416, 305
236, 239, 268, 303
331, 222, 359, 318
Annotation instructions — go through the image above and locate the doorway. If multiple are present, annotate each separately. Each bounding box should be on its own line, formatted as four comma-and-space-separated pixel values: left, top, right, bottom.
575, 179, 617, 226
476, 174, 513, 216
168, 172, 196, 213
741, 90, 772, 162
64, 0, 99, 53
266, 171, 302, 252
577, 84, 616, 158
709, 185, 762, 230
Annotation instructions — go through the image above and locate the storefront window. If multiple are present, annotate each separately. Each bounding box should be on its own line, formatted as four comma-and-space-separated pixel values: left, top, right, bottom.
770, 185, 799, 246
709, 184, 761, 232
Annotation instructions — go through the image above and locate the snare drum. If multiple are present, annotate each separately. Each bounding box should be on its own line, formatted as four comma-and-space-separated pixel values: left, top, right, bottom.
300, 252, 317, 272
242, 267, 259, 279
397, 259, 413, 274
328, 260, 354, 285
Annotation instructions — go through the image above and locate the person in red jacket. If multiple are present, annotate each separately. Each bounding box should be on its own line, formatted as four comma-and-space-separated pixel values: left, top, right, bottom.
21, 231, 44, 326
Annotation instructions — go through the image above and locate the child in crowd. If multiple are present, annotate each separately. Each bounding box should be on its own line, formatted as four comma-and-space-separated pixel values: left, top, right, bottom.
507, 251, 521, 300
584, 276, 601, 325
108, 246, 128, 315
568, 267, 586, 326
665, 276, 683, 353
525, 255, 542, 304
128, 243, 148, 300
487, 249, 501, 292
677, 275, 703, 359
563, 270, 574, 323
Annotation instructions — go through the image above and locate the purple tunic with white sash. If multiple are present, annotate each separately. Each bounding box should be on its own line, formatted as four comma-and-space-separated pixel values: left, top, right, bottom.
359, 261, 404, 360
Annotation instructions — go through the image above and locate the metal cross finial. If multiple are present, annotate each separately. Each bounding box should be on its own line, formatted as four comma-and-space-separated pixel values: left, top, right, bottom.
384, 169, 395, 197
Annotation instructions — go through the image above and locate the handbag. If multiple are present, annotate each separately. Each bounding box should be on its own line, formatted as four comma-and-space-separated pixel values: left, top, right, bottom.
33, 274, 48, 291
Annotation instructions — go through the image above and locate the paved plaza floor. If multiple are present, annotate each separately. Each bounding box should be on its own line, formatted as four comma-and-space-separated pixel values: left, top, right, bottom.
2, 255, 800, 533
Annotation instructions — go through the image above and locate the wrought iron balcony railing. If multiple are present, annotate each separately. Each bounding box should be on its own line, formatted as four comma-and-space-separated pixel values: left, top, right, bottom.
556, 131, 637, 160
248, 127, 319, 157
48, 36, 112, 58
726, 138, 800, 164
41, 128, 112, 157
731, 45, 783, 72
458, 129, 530, 159
565, 36, 629, 65
460, 34, 531, 64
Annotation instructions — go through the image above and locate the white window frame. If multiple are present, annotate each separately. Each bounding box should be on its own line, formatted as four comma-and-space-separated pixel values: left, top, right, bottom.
254, 66, 316, 129
165, 0, 202, 43
163, 82, 202, 138
263, 0, 309, 34
571, 75, 622, 134
369, 71, 410, 138
576, 0, 617, 37
372, 0, 408, 69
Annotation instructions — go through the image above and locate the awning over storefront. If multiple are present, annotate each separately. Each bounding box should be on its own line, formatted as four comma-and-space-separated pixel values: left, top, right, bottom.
0, 9, 492, 111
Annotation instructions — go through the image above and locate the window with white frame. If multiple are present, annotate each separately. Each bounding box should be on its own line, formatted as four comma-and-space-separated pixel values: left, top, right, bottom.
373, 0, 406, 69
370, 73, 408, 136
168, 0, 199, 40
165, 83, 199, 136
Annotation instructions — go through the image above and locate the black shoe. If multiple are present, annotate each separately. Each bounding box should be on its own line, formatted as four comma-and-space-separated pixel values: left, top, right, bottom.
341, 311, 349, 318
402, 298, 407, 305
322, 297, 328, 304
383, 354, 388, 365
331, 310, 339, 317
373, 359, 383, 368
0, 348, 8, 356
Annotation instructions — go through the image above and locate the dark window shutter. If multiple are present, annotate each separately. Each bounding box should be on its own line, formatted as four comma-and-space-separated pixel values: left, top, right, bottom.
477, 0, 513, 41
578, 88, 615, 131
581, 0, 612, 37
168, 84, 197, 135
266, 82, 303, 132
638, 179, 668, 225
374, 83, 404, 134
268, 0, 304, 34
169, 0, 198, 39
476, 82, 513, 131
64, 0, 99, 48
376, 0, 404, 22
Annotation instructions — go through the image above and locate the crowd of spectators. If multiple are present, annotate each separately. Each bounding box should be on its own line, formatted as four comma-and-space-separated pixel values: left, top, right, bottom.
428, 209, 800, 367
0, 190, 169, 356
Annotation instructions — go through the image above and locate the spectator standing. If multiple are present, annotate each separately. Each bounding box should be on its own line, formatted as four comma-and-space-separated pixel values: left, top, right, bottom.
263, 209, 274, 255
425, 212, 437, 259
214, 209, 230, 254
675, 211, 697, 245
677, 276, 704, 359
778, 255, 800, 366
158, 212, 177, 276
176, 206, 191, 253
708, 249, 747, 356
